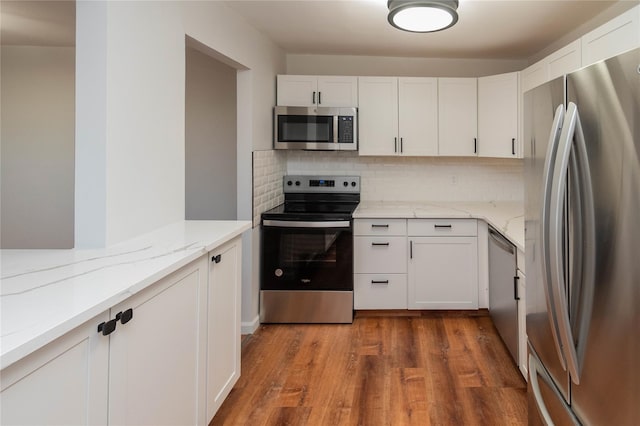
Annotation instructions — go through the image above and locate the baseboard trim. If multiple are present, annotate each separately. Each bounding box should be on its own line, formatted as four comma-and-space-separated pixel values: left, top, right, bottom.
241, 315, 260, 334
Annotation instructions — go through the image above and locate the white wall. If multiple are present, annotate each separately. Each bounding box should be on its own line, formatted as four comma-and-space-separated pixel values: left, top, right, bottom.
185, 47, 237, 220
75, 0, 285, 330
286, 54, 527, 77
1, 46, 75, 248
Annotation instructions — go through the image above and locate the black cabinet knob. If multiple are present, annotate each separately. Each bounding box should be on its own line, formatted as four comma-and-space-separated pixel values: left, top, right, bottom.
98, 319, 117, 336
212, 254, 222, 264
117, 308, 133, 325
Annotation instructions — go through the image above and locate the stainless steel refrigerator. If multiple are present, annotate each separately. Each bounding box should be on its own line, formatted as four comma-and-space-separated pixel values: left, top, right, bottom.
524, 47, 639, 425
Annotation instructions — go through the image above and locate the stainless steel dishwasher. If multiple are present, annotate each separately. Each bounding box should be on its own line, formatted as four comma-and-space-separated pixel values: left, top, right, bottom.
488, 226, 518, 364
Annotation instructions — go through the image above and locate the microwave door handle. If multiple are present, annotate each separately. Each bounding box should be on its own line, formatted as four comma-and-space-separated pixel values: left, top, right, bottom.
333, 115, 339, 144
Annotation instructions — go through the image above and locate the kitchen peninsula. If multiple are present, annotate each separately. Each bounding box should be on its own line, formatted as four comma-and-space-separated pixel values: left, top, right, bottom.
1, 220, 250, 425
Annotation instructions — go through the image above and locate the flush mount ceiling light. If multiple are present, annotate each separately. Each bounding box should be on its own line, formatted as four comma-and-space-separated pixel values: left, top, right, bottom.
387, 0, 459, 33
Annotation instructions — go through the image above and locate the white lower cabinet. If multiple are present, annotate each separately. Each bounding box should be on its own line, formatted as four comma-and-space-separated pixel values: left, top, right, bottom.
408, 219, 479, 310
354, 219, 408, 309
207, 238, 242, 420
108, 256, 208, 426
1, 236, 244, 425
0, 312, 110, 426
354, 273, 407, 309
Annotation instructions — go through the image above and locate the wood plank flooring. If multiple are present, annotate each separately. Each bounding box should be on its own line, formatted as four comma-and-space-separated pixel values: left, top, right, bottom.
211, 311, 527, 426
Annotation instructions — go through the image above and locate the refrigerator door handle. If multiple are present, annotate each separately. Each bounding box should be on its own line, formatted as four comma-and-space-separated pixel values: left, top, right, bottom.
540, 104, 568, 370
529, 352, 581, 426
528, 354, 557, 426
549, 102, 596, 385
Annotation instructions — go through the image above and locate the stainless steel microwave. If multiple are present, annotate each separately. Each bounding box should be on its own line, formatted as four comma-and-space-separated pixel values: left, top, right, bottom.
273, 106, 358, 151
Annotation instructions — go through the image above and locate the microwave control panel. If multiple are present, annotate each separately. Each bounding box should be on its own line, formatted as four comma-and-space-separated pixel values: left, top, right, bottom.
338, 116, 354, 144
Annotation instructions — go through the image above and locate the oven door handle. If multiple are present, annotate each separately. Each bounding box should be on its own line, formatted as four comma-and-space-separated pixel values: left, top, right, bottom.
262, 219, 351, 228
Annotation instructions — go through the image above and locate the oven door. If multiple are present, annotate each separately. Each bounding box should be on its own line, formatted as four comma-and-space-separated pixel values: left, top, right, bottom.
261, 219, 353, 291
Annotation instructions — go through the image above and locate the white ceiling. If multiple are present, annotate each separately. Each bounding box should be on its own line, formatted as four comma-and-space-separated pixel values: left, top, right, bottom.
223, 0, 636, 60
0, 0, 636, 61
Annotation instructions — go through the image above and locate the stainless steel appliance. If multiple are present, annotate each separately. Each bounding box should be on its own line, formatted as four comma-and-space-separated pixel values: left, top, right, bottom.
524, 47, 639, 425
273, 106, 357, 151
488, 225, 518, 364
260, 175, 360, 323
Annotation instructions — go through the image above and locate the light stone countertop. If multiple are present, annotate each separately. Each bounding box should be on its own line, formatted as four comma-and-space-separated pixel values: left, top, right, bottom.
354, 201, 524, 251
0, 220, 251, 370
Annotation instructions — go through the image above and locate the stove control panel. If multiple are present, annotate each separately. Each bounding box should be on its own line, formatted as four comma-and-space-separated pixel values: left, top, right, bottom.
284, 175, 360, 193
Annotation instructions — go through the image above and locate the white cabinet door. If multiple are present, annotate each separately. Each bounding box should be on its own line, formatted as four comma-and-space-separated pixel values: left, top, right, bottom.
354, 274, 408, 309
317, 76, 358, 107
1, 312, 110, 426
517, 269, 528, 379
354, 236, 407, 274
358, 77, 399, 156
408, 236, 478, 309
277, 75, 317, 106
438, 78, 478, 156
581, 5, 640, 67
547, 39, 582, 81
277, 75, 358, 107
207, 237, 242, 421
398, 77, 439, 156
478, 72, 518, 158
108, 256, 207, 426
520, 59, 548, 94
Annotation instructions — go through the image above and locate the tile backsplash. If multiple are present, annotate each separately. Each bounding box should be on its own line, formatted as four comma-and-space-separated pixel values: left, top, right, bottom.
252, 150, 286, 227
252, 150, 524, 226
286, 151, 523, 202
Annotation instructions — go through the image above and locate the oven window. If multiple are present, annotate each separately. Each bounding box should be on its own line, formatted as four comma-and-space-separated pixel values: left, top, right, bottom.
277, 115, 333, 143
281, 233, 338, 265
261, 226, 352, 291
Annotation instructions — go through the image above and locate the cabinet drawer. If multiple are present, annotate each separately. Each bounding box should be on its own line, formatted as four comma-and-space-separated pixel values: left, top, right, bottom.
354, 236, 407, 273
408, 219, 477, 237
354, 219, 407, 236
354, 274, 407, 309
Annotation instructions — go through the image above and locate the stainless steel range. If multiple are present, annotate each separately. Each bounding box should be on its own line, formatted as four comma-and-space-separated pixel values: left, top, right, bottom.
260, 175, 360, 324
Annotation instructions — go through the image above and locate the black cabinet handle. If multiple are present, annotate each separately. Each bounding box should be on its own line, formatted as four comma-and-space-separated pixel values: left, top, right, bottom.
434, 224, 452, 229
371, 224, 389, 228
312, 91, 316, 104
394, 137, 398, 153
514, 276, 520, 300
116, 308, 133, 325
371, 242, 390, 246
474, 138, 477, 154
212, 254, 222, 263
410, 240, 413, 259
400, 137, 404, 153
512, 138, 516, 155
371, 280, 389, 284
318, 92, 322, 105
98, 319, 117, 336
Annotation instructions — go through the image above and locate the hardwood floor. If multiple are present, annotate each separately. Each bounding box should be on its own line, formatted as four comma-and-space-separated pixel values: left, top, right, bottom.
212, 311, 527, 426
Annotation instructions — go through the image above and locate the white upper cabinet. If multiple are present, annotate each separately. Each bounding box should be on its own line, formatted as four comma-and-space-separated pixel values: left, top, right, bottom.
478, 72, 519, 158
438, 78, 478, 156
358, 77, 438, 156
581, 5, 640, 67
276, 75, 357, 107
358, 77, 400, 156
547, 39, 582, 81
520, 60, 548, 94
398, 77, 439, 156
